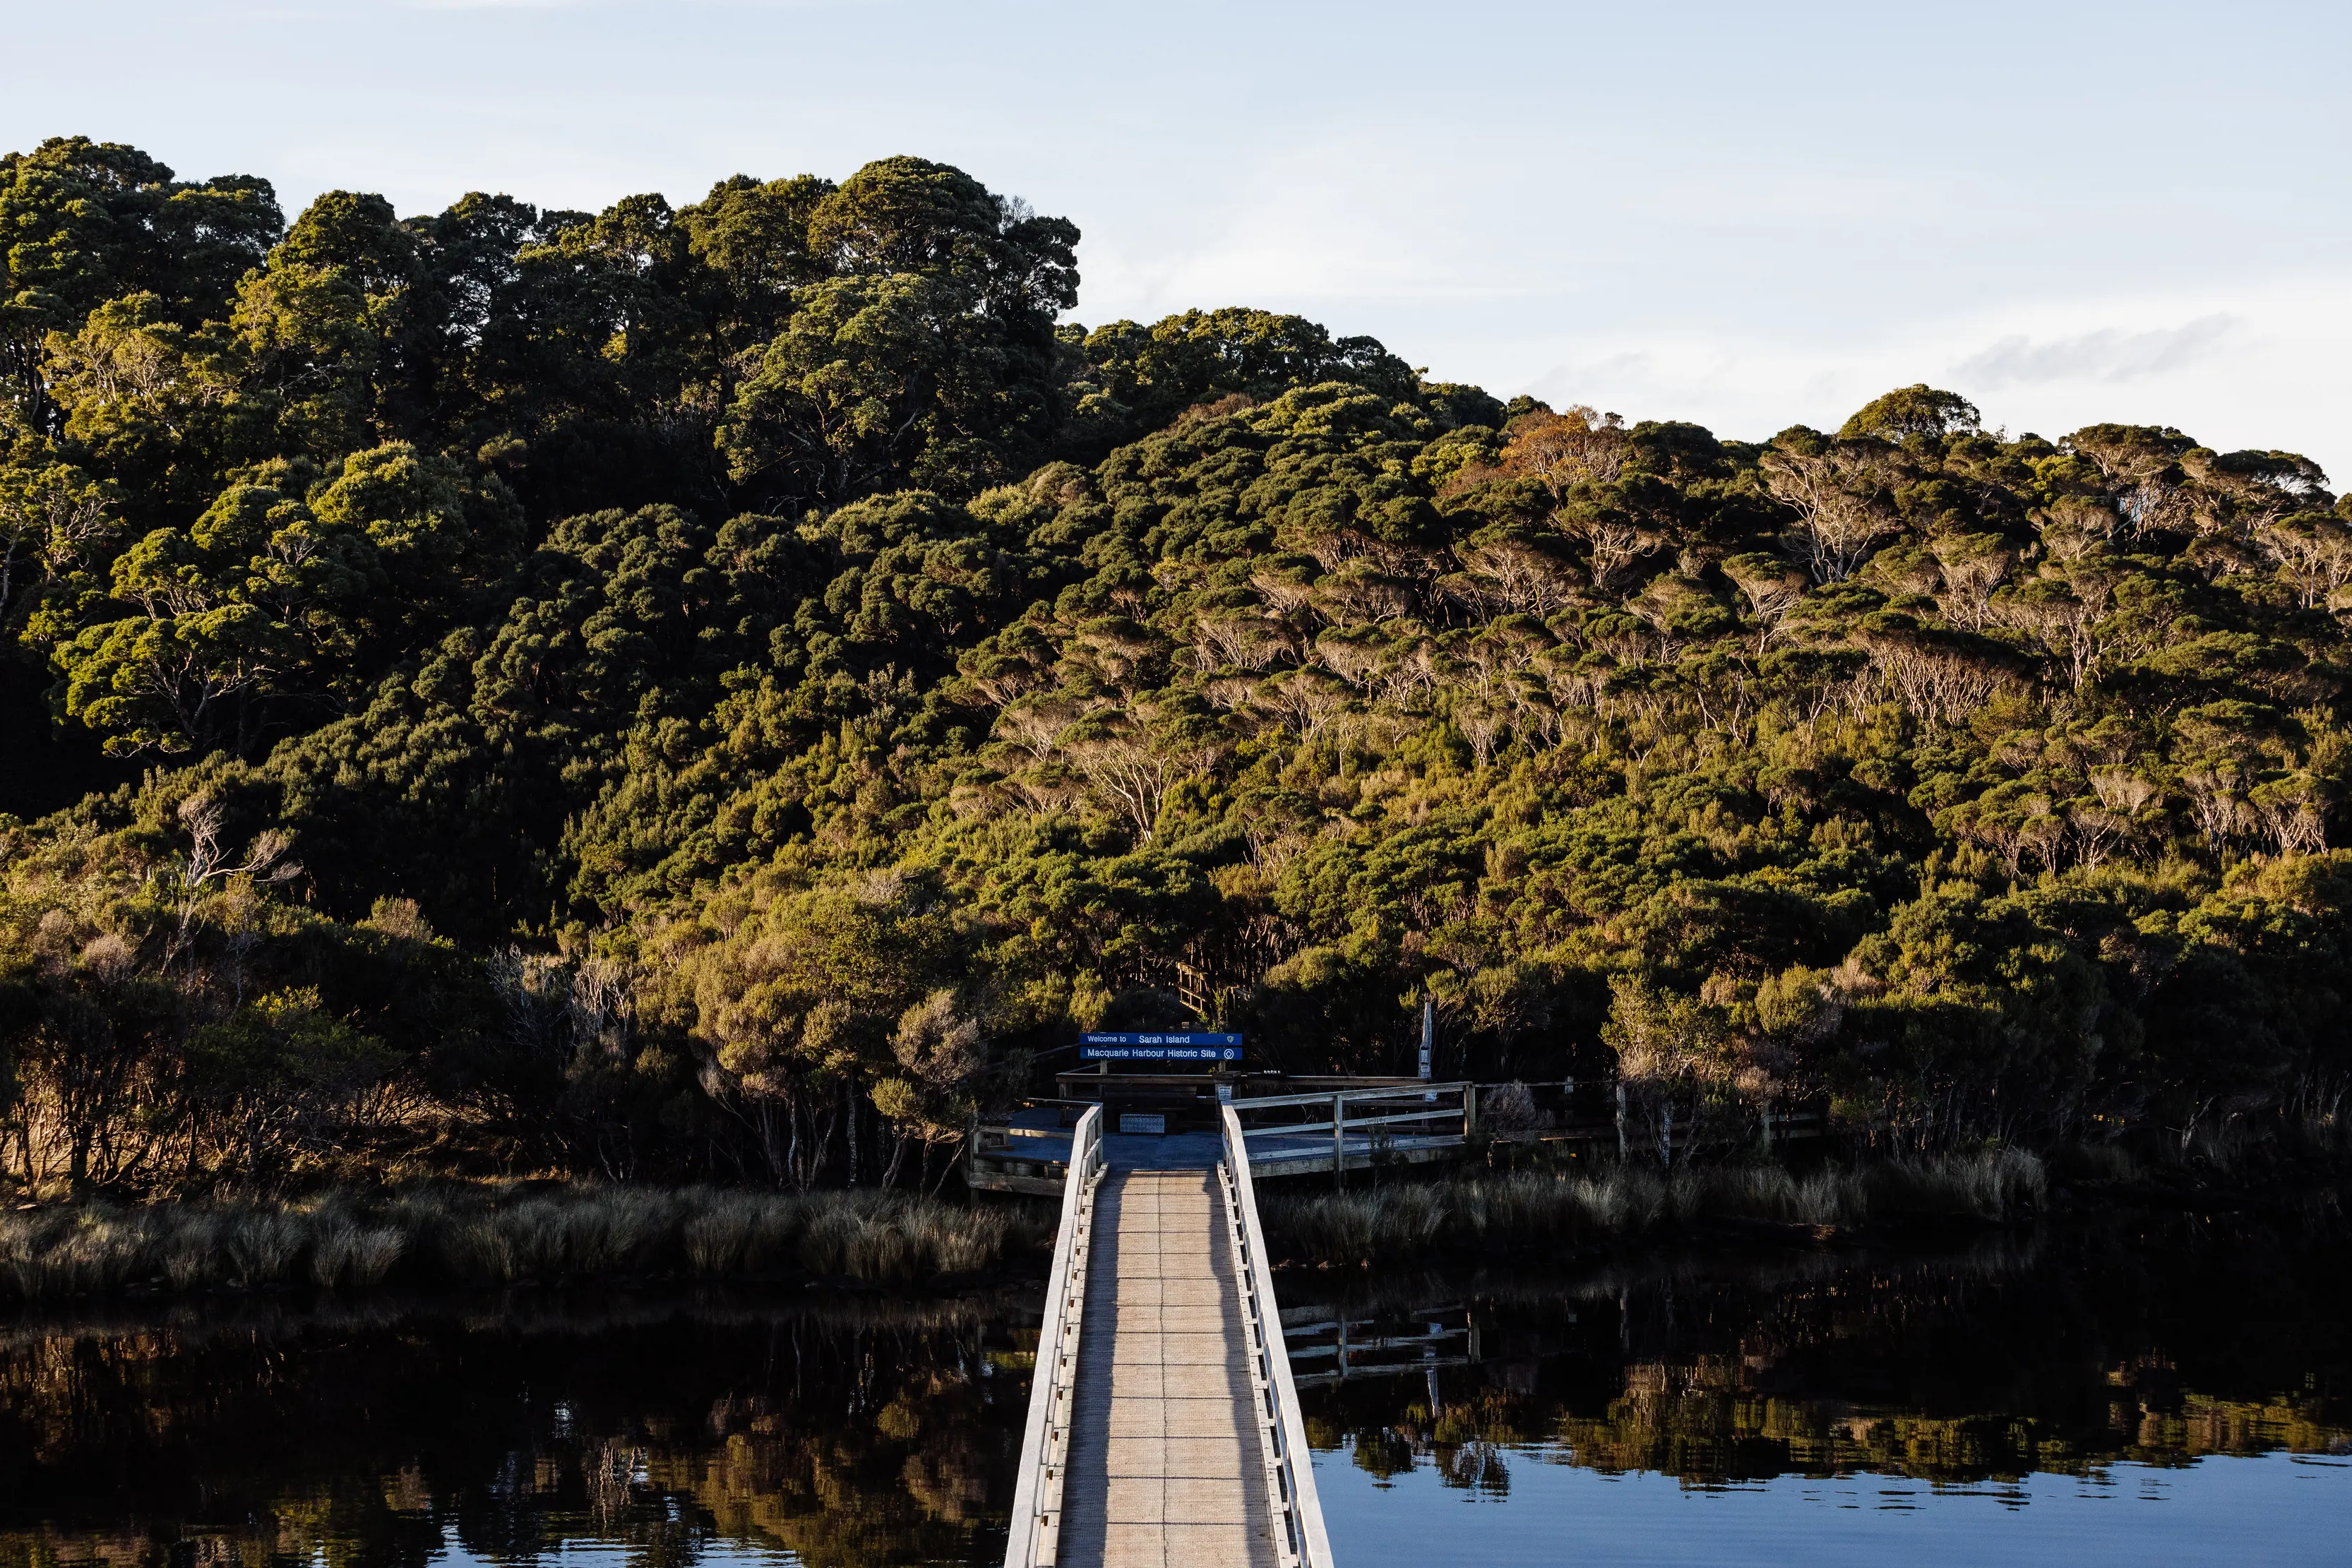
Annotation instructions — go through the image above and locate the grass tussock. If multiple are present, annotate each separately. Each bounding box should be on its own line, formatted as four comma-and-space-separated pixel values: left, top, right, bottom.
1263, 1149, 2047, 1267
0, 1185, 1050, 1303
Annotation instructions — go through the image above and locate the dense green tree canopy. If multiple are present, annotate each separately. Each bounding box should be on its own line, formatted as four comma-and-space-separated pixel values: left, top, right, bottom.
4, 136, 2349, 1194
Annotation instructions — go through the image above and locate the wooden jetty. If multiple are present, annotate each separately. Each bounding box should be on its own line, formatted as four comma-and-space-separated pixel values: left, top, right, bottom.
996, 1071, 1829, 1562
1004, 1105, 1333, 1568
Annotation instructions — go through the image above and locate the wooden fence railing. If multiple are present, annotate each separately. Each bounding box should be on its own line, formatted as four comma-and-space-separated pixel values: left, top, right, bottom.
967, 1082, 1832, 1193
1230, 1082, 1475, 1180
1219, 1105, 1335, 1568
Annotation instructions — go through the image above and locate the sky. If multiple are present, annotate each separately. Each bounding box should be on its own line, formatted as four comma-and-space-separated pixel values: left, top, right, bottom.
8, 0, 2350, 474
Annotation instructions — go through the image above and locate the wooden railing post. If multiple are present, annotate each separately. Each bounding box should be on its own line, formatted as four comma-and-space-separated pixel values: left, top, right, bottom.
1331, 1093, 1344, 1189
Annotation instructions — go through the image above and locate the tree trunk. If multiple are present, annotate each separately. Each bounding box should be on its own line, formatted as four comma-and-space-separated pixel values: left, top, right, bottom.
845, 1080, 859, 1187
929, 1136, 965, 1197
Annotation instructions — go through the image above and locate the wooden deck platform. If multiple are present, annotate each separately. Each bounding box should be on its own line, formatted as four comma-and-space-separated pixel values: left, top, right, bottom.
1058, 1169, 1275, 1567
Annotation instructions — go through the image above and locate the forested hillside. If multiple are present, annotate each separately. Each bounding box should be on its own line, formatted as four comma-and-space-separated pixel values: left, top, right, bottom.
4, 136, 2348, 1195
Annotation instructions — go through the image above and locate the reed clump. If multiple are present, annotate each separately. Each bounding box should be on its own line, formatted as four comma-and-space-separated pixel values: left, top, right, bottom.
0, 1184, 1046, 1303
795, 1192, 1017, 1286
1263, 1149, 2048, 1267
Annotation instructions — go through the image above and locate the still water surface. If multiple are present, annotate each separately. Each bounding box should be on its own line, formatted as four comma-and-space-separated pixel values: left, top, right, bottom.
1, 1207, 2344, 1567
1301, 1209, 2350, 1566
1320, 1452, 2348, 1567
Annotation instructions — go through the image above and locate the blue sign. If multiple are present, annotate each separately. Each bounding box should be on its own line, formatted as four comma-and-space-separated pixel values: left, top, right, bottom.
1081, 1031, 1243, 1063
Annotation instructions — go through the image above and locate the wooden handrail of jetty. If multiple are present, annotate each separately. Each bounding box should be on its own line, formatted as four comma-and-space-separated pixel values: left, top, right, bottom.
968, 1079, 1832, 1193
1219, 1103, 1335, 1567
1005, 1105, 1104, 1566
1229, 1082, 1476, 1182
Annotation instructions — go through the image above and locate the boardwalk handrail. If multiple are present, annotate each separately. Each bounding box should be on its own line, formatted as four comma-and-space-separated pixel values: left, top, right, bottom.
1218, 1103, 1336, 1568
1229, 1082, 1474, 1182
1231, 1081, 1472, 1113
1005, 1103, 1105, 1568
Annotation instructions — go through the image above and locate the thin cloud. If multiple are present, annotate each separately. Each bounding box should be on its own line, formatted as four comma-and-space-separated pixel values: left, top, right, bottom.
1952, 314, 2243, 389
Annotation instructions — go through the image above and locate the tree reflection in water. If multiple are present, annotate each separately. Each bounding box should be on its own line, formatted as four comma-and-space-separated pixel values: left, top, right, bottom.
1298, 1204, 2350, 1495
0, 1292, 1030, 1568
1, 1203, 2346, 1568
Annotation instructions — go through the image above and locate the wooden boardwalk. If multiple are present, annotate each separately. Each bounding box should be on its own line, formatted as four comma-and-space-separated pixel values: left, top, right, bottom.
1005, 1108, 1331, 1568
1058, 1169, 1275, 1567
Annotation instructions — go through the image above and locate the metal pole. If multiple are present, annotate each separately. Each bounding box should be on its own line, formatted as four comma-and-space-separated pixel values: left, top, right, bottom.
1419, 998, 1434, 1103
1332, 1094, 1346, 1189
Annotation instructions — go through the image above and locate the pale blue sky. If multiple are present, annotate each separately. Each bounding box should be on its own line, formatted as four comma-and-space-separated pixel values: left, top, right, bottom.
10, 1, 2350, 474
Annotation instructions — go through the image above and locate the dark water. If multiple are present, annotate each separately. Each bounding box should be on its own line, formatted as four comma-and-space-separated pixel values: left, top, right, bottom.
1, 1206, 2346, 1567
1297, 1209, 2352, 1567
0, 1293, 1029, 1568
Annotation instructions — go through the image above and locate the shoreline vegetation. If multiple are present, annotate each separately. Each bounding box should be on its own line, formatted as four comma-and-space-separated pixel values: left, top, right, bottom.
0, 1183, 1053, 1302
1261, 1149, 2050, 1268
19, 1135, 2336, 1303
0, 1158, 2030, 1306
6, 1124, 2346, 1303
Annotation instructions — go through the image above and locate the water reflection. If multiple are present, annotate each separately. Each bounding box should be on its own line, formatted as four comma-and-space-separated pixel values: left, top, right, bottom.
1293, 1204, 2351, 1566
1, 1202, 2345, 1568
0, 1292, 1031, 1568
1296, 1210, 2348, 1492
